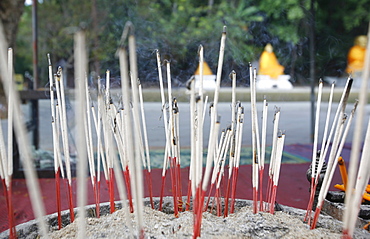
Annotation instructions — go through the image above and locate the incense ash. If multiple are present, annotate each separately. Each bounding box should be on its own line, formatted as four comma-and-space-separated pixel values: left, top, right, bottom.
46, 198, 353, 239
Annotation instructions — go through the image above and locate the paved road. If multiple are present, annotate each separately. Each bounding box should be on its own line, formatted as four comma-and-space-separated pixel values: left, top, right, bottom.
4, 98, 368, 153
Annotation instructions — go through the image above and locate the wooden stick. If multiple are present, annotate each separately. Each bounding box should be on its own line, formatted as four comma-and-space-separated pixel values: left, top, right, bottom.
0, 22, 48, 237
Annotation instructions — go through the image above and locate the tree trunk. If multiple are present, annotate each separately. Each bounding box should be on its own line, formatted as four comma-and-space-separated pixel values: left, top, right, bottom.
0, 0, 25, 48
0, 0, 25, 102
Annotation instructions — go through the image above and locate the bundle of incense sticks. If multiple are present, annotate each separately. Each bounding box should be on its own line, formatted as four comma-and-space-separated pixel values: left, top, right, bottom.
342, 24, 370, 239
0, 47, 17, 239
302, 77, 355, 227
0, 22, 370, 238
0, 22, 48, 237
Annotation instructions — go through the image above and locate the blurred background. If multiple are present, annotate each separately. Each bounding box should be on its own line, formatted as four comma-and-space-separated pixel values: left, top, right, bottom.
1, 0, 369, 89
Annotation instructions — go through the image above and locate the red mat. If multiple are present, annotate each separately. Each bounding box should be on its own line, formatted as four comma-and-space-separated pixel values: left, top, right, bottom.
0, 162, 343, 233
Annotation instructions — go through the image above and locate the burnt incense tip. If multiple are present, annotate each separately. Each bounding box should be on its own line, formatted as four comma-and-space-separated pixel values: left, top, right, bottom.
229, 71, 236, 79
195, 95, 201, 102
216, 115, 221, 123
352, 100, 359, 112
222, 26, 227, 34
197, 45, 203, 55
47, 53, 51, 65
163, 59, 170, 64
319, 79, 323, 84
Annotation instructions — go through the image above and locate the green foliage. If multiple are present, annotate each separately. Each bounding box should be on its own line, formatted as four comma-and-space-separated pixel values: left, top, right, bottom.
15, 5, 32, 75
14, 0, 370, 87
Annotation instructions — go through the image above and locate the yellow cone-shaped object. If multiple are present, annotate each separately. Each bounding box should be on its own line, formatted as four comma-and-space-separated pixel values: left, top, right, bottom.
194, 62, 213, 75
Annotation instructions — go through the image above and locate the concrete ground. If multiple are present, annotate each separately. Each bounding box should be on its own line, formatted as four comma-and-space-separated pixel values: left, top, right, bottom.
2, 86, 368, 154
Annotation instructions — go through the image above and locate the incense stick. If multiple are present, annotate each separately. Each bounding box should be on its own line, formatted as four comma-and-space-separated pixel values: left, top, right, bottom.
103, 70, 115, 214
4, 47, 16, 239
138, 81, 154, 209
187, 77, 195, 210
127, 27, 145, 238
304, 80, 323, 222
74, 30, 88, 238
230, 104, 244, 214
155, 50, 171, 211
7, 48, 13, 187
266, 108, 280, 211
269, 133, 285, 214
47, 54, 63, 229
259, 97, 268, 211
54, 66, 75, 222
0, 22, 48, 237
224, 71, 236, 217
250, 66, 260, 213
311, 112, 348, 229
346, 117, 370, 237
343, 24, 370, 238
84, 72, 99, 218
